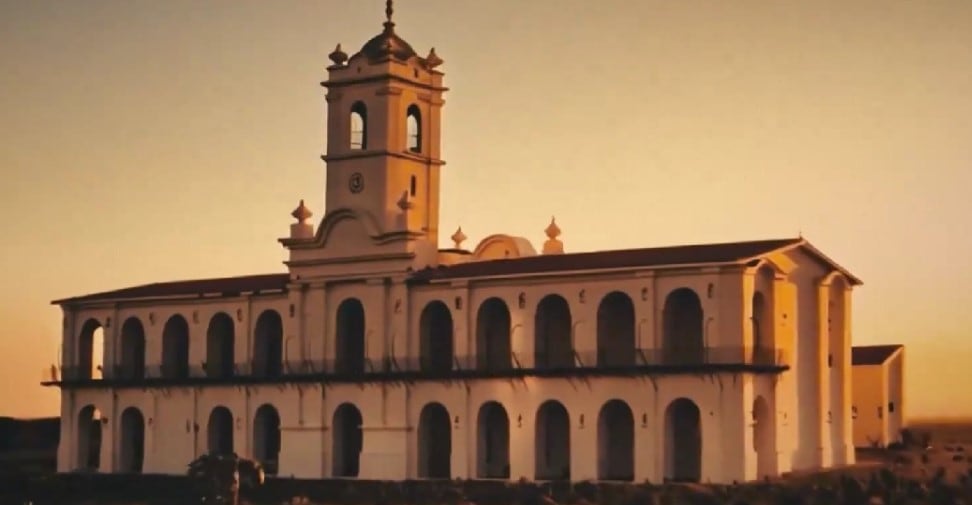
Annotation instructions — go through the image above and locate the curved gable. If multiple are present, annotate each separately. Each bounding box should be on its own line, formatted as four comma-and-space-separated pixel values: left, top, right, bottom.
471, 234, 537, 261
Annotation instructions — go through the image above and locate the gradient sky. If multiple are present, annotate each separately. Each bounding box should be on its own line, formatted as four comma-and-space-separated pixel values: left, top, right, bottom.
1, 0, 971, 419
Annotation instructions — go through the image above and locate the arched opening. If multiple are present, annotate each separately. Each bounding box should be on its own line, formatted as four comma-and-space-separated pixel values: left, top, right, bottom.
828, 276, 848, 463
535, 400, 570, 480
753, 395, 775, 479
417, 402, 451, 479
409, 175, 417, 197
161, 315, 190, 378
406, 104, 421, 153
664, 398, 702, 482
752, 292, 768, 364
534, 295, 573, 369
253, 310, 283, 378
350, 101, 367, 150
419, 301, 453, 373
335, 298, 366, 375
476, 298, 511, 371
77, 319, 104, 380
597, 399, 634, 481
119, 318, 146, 380
76, 405, 101, 471
662, 288, 704, 365
476, 401, 510, 478
206, 313, 235, 378
596, 292, 636, 367
119, 407, 144, 473
332, 403, 363, 477
253, 404, 281, 475
207, 406, 234, 456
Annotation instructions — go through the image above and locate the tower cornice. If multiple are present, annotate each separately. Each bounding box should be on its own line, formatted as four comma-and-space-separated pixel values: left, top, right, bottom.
320, 150, 446, 166
321, 74, 448, 92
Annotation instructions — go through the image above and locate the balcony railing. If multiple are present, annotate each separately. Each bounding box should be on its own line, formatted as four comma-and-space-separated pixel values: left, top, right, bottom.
43, 346, 787, 387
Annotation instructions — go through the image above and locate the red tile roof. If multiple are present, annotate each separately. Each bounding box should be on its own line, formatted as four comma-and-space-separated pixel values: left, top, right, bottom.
852, 345, 903, 366
410, 238, 804, 281
52, 273, 290, 305
52, 237, 861, 304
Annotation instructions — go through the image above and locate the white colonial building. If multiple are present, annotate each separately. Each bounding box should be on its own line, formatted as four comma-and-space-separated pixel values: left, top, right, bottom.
46, 2, 862, 484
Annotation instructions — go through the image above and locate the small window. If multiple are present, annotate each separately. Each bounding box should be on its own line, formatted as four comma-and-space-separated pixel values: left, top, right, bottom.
827, 354, 833, 368
350, 102, 367, 150
406, 104, 421, 153
888, 402, 895, 413
409, 175, 416, 197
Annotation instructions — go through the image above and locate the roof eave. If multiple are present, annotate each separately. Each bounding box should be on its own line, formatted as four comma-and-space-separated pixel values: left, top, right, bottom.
53, 288, 291, 307
798, 239, 864, 286
412, 259, 752, 284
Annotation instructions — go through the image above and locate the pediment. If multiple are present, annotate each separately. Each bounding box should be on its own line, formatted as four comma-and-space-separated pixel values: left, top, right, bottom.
471, 234, 538, 261
316, 208, 384, 248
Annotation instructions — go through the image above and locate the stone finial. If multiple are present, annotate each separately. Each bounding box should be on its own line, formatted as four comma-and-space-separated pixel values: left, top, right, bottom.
396, 191, 414, 230
292, 200, 312, 223
542, 216, 564, 255
397, 191, 413, 211
425, 48, 444, 69
545, 216, 561, 240
451, 226, 467, 249
290, 200, 314, 239
328, 44, 348, 66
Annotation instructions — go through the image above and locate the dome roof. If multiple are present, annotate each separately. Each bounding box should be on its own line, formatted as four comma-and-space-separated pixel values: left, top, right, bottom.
353, 21, 417, 62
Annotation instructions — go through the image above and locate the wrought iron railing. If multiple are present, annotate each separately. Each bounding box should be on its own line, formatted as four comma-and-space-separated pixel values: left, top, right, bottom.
45, 346, 787, 386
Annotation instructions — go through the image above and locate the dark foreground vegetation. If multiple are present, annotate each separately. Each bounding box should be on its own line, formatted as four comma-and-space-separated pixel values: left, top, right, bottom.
3, 421, 972, 504
2, 465, 972, 505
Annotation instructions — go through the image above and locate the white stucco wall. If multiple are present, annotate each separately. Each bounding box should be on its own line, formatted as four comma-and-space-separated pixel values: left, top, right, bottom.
53, 253, 855, 484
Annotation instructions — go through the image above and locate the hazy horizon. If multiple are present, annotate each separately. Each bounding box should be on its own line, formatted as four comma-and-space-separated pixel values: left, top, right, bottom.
2, 0, 971, 419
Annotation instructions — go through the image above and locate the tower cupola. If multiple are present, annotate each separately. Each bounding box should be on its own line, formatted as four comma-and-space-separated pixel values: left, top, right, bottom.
290, 0, 448, 267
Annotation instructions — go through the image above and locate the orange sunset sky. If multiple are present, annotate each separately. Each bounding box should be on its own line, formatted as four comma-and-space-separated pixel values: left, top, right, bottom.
1, 0, 971, 420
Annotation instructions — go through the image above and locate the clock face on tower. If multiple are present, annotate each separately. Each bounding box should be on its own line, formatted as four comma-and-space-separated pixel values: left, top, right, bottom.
348, 172, 364, 193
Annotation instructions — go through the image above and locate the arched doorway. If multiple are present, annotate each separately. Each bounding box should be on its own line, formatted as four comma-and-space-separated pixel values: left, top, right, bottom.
76, 405, 101, 470
253, 404, 281, 475
597, 399, 634, 481
662, 288, 704, 365
752, 292, 768, 364
417, 402, 451, 479
534, 295, 573, 369
596, 292, 636, 367
119, 318, 146, 380
419, 301, 453, 373
206, 313, 235, 378
535, 400, 570, 480
335, 299, 365, 375
161, 315, 190, 378
332, 403, 362, 477
664, 398, 701, 482
207, 406, 234, 455
119, 407, 144, 473
753, 396, 775, 479
476, 401, 510, 478
253, 310, 283, 378
475, 298, 511, 371
77, 319, 103, 380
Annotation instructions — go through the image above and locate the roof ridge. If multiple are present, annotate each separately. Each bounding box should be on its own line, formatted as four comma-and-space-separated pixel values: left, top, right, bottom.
468, 237, 802, 264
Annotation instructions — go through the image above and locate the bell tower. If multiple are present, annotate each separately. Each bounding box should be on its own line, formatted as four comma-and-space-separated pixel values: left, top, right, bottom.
320, 0, 447, 251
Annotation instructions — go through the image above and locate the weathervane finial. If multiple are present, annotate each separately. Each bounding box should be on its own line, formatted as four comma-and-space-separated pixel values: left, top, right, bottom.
385, 0, 394, 23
